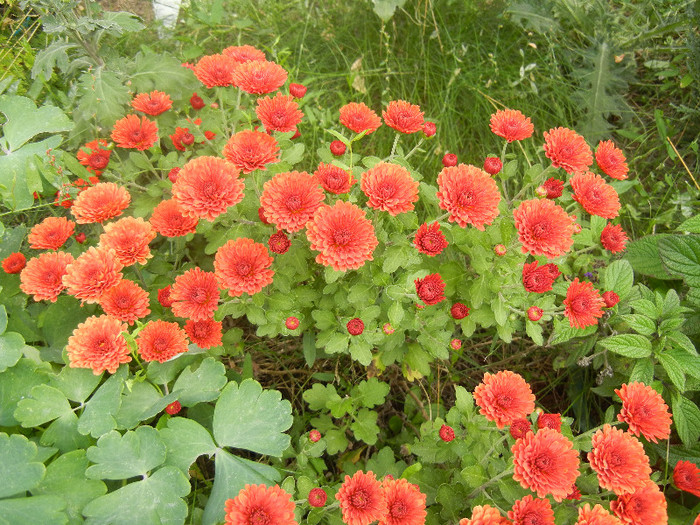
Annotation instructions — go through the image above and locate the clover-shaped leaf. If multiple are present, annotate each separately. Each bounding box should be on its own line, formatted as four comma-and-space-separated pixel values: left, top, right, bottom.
85, 426, 166, 480
15, 385, 72, 428
160, 417, 217, 474
0, 433, 46, 498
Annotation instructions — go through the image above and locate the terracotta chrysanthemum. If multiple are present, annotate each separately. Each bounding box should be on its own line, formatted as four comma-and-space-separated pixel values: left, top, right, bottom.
184, 318, 223, 349
489, 109, 534, 142
170, 127, 194, 152
28, 216, 75, 250
474, 370, 536, 429
615, 382, 671, 443
379, 478, 427, 525
543, 127, 593, 174
459, 504, 510, 525
170, 267, 220, 321
541, 178, 564, 199
382, 100, 424, 134
610, 481, 667, 525
260, 171, 325, 232
66, 315, 130, 374
314, 162, 356, 194
98, 279, 150, 325
522, 260, 560, 293
131, 90, 173, 116
77, 139, 111, 175
563, 278, 605, 329
414, 222, 448, 257
361, 163, 419, 216
111, 114, 159, 150
150, 199, 199, 237
20, 251, 74, 302
513, 199, 575, 258
222, 45, 266, 64
62, 247, 123, 304
193, 54, 236, 88
2, 252, 26, 274
436, 164, 501, 230
336, 471, 387, 525
601, 223, 627, 253
508, 495, 555, 525
99, 216, 156, 266
306, 201, 378, 271
576, 504, 623, 525
233, 60, 288, 94
224, 484, 297, 525
673, 460, 700, 497
537, 413, 562, 432
596, 140, 629, 180
214, 238, 274, 297
570, 172, 620, 219
268, 231, 291, 255
70, 182, 131, 224
510, 418, 533, 440
414, 273, 446, 306
340, 102, 383, 135
136, 320, 189, 363
223, 129, 280, 174
256, 93, 303, 133
588, 424, 651, 495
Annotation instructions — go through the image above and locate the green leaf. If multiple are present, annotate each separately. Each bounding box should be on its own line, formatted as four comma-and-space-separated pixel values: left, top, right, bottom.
599, 334, 652, 358
0, 433, 46, 498
604, 260, 634, 299
99, 11, 145, 33
0, 95, 72, 152
351, 408, 380, 445
454, 386, 474, 415
160, 417, 217, 474
349, 339, 372, 365
324, 428, 349, 455
302, 383, 340, 411
31, 40, 79, 80
507, 0, 560, 32
76, 70, 131, 127
629, 358, 654, 385
355, 378, 390, 408
0, 359, 50, 426
41, 412, 93, 453
382, 245, 406, 274
666, 348, 700, 381
672, 395, 700, 448
0, 304, 6, 334
14, 385, 73, 428
86, 426, 166, 480
372, 0, 407, 21
658, 235, 700, 286
116, 381, 169, 429
78, 367, 126, 438
677, 215, 700, 234
625, 235, 673, 279
630, 299, 659, 319
550, 318, 597, 345
50, 366, 102, 403
0, 495, 67, 525
172, 357, 227, 406
618, 314, 656, 336
0, 331, 23, 372
325, 332, 350, 355
388, 301, 404, 326
658, 352, 685, 391
526, 320, 544, 346
460, 464, 487, 489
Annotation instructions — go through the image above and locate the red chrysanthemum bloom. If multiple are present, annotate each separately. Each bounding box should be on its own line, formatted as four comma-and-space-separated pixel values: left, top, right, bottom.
77, 139, 111, 175
223, 130, 280, 174
158, 285, 174, 307
2, 252, 26, 274
335, 471, 388, 525
309, 429, 321, 442
437, 164, 501, 230
537, 413, 562, 432
361, 163, 419, 216
169, 127, 194, 152
339, 102, 383, 135
184, 318, 223, 349
450, 303, 470, 320
233, 60, 288, 94
347, 318, 365, 336
459, 504, 510, 525
596, 140, 629, 181
111, 114, 158, 151
222, 45, 266, 64
483, 157, 502, 175
489, 109, 534, 142
330, 140, 346, 156
256, 93, 303, 133
268, 231, 291, 254
414, 273, 446, 306
285, 316, 300, 330
576, 504, 623, 525
474, 370, 536, 429
527, 306, 543, 322
568, 486, 582, 502
99, 279, 150, 325
414, 222, 448, 257
615, 382, 671, 443
543, 127, 593, 174
20, 251, 74, 302
571, 172, 620, 219
99, 216, 156, 266
260, 171, 325, 232
224, 484, 296, 525
602, 291, 620, 308
673, 460, 700, 497
423, 121, 436, 137
510, 418, 533, 440
66, 315, 130, 374
442, 153, 458, 167
513, 199, 575, 258
610, 481, 667, 525
382, 100, 424, 134
62, 247, 123, 304
214, 238, 274, 297
289, 83, 306, 99
136, 320, 189, 363
314, 162, 356, 194
601, 223, 628, 253
522, 261, 560, 293
439, 424, 455, 442
150, 199, 199, 238
588, 424, 651, 495
194, 54, 237, 88
170, 267, 220, 321
308, 488, 327, 508
70, 182, 131, 225
563, 278, 605, 329
190, 93, 205, 110
28, 216, 75, 250
541, 178, 564, 199
379, 477, 427, 525
131, 90, 173, 116
508, 495, 554, 525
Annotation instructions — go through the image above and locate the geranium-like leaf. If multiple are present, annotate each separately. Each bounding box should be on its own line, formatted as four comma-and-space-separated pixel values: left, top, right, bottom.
0, 432, 46, 498
0, 95, 72, 152
172, 357, 227, 406
160, 417, 217, 474
0, 495, 66, 525
14, 384, 73, 428
49, 366, 102, 404
86, 426, 166, 480
77, 366, 126, 438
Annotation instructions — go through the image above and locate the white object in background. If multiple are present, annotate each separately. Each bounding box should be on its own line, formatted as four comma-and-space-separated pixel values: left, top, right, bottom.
152, 0, 182, 29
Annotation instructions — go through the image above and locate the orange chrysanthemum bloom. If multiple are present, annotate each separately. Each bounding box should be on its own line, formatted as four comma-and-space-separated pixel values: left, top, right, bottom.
99, 279, 150, 325
136, 320, 189, 363
489, 109, 534, 142
513, 199, 575, 258
131, 90, 173, 116
20, 251, 74, 302
172, 156, 245, 222
588, 424, 651, 495
512, 427, 580, 502
361, 162, 419, 216
63, 246, 123, 304
543, 127, 593, 174
459, 504, 510, 525
340, 102, 383, 135
414, 222, 448, 257
260, 171, 325, 232
184, 318, 223, 349
576, 504, 623, 525
28, 216, 75, 250
673, 460, 700, 497
66, 315, 130, 374
473, 370, 536, 429
256, 93, 303, 133
570, 172, 621, 219
306, 200, 378, 271
610, 481, 667, 525
382, 100, 424, 134
563, 278, 605, 329
596, 140, 629, 180
223, 129, 280, 174
2, 252, 26, 274
194, 54, 237, 88
233, 60, 288, 94
601, 223, 627, 253
615, 382, 671, 443
508, 496, 555, 525
336, 471, 388, 525
111, 114, 158, 150
170, 267, 220, 321
150, 199, 199, 237
224, 484, 297, 525
70, 182, 131, 224
214, 238, 274, 297
99, 216, 156, 266
222, 45, 266, 64
437, 164, 501, 230
379, 478, 426, 525
77, 139, 111, 175
314, 162, 356, 194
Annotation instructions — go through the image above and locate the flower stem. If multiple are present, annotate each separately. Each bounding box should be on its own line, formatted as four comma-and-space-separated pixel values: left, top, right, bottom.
389, 134, 400, 158
404, 138, 424, 160
467, 467, 514, 499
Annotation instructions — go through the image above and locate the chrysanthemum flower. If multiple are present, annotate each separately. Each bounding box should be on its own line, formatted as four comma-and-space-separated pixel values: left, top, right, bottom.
268, 231, 291, 254
601, 223, 627, 253
222, 45, 266, 64
489, 109, 534, 142
610, 481, 667, 525
522, 261, 560, 293
414, 222, 448, 257
543, 127, 593, 174
63, 246, 123, 304
170, 267, 220, 321
256, 93, 303, 133
336, 471, 387, 525
2, 252, 26, 274
194, 54, 237, 88
260, 171, 325, 232
340, 102, 382, 134
450, 303, 470, 320
570, 172, 620, 219
382, 100, 424, 134
474, 370, 536, 429
314, 162, 356, 194
576, 504, 623, 525
70, 182, 131, 224
66, 315, 130, 374
563, 278, 605, 329
233, 60, 288, 94
77, 139, 111, 175
99, 216, 156, 266
588, 424, 651, 495
224, 484, 296, 525
510, 418, 533, 440
541, 177, 564, 199
136, 320, 189, 363
508, 495, 555, 525
28, 216, 75, 250
158, 285, 173, 307
169, 127, 194, 152
596, 140, 629, 180
673, 460, 700, 497
98, 279, 150, 325
513, 199, 575, 258
20, 251, 74, 302
414, 273, 446, 305
615, 382, 671, 443
537, 413, 562, 432
459, 504, 510, 525
184, 318, 223, 349
437, 164, 501, 230
131, 90, 173, 116
379, 478, 427, 525
306, 201, 378, 271
223, 129, 280, 174
111, 114, 158, 150
150, 199, 199, 237
214, 238, 274, 297
361, 162, 419, 216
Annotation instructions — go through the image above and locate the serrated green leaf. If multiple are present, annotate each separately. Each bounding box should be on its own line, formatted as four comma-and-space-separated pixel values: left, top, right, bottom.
172, 357, 227, 406
667, 331, 698, 356
50, 366, 102, 403
460, 464, 487, 489
15, 384, 73, 428
658, 235, 700, 286
666, 349, 700, 380
658, 352, 685, 391
160, 417, 217, 474
0, 433, 46, 498
0, 359, 49, 426
31, 40, 79, 80
507, 0, 560, 32
351, 408, 380, 444
350, 339, 372, 365
599, 334, 651, 358
325, 332, 350, 355
618, 314, 656, 336
625, 235, 673, 279
116, 381, 169, 429
550, 318, 597, 345
76, 70, 131, 127
0, 304, 6, 334
78, 367, 126, 438
355, 378, 390, 408
324, 428, 349, 455
454, 386, 474, 415
86, 426, 166, 480
526, 320, 544, 345
677, 215, 700, 234
303, 383, 340, 411
629, 358, 654, 385
604, 260, 634, 299
672, 395, 700, 448
630, 299, 659, 319
0, 495, 67, 525
0, 95, 72, 151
